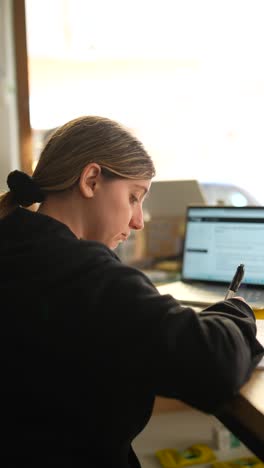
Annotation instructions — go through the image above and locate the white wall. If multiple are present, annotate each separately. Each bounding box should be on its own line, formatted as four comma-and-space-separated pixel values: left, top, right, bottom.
0, 0, 20, 192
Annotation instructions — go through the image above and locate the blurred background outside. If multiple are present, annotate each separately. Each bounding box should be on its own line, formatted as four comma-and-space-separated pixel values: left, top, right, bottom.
25, 0, 264, 205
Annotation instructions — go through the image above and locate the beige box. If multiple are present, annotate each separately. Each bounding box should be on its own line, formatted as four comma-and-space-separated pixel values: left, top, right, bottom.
141, 216, 186, 260
117, 216, 186, 264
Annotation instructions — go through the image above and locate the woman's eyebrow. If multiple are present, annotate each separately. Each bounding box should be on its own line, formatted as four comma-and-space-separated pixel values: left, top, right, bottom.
133, 184, 148, 195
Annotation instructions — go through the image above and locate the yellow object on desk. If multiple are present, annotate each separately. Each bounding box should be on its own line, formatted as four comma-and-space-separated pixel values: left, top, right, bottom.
253, 309, 264, 319
154, 260, 182, 272
155, 444, 216, 468
211, 456, 264, 468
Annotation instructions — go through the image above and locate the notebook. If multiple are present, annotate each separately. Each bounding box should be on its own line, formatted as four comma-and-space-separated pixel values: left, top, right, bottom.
158, 206, 264, 309
256, 319, 264, 368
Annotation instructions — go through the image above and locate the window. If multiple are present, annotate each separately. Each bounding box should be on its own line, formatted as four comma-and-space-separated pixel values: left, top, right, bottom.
25, 0, 264, 203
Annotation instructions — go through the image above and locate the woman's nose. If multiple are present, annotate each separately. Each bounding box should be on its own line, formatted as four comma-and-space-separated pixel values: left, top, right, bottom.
129, 206, 144, 230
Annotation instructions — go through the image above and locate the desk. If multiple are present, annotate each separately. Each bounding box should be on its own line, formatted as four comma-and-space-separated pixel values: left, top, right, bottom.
217, 370, 264, 460
156, 282, 264, 460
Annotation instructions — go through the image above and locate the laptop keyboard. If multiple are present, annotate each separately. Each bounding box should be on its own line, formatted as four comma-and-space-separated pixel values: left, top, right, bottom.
240, 288, 264, 303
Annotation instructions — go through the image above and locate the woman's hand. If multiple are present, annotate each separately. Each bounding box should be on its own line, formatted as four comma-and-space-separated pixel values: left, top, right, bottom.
230, 296, 247, 303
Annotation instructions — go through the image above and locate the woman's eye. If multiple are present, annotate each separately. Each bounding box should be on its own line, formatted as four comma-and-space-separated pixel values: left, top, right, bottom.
130, 194, 139, 204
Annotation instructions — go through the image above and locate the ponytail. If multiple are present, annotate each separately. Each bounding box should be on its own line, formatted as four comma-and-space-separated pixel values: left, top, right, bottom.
0, 191, 17, 220
0, 170, 45, 220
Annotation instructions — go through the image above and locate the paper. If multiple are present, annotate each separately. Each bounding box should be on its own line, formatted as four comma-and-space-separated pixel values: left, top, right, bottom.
256, 319, 264, 368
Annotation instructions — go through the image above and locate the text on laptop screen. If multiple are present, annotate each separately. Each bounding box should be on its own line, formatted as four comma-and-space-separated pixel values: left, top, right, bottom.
182, 207, 264, 285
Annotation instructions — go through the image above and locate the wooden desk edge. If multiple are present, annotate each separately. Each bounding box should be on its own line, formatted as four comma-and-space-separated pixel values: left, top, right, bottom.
217, 393, 264, 459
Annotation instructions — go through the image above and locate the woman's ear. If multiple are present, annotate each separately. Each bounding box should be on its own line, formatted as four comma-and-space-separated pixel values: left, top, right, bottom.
79, 163, 101, 198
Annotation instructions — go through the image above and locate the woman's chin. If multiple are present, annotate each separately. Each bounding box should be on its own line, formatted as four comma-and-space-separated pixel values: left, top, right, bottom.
111, 239, 123, 250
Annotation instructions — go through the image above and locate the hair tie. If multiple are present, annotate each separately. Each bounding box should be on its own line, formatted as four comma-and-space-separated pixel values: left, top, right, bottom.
7, 170, 45, 207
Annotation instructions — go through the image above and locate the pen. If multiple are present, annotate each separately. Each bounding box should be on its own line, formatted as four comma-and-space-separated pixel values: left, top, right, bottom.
225, 264, 245, 300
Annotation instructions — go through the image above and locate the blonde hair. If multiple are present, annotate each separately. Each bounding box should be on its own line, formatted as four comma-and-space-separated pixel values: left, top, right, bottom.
0, 115, 155, 219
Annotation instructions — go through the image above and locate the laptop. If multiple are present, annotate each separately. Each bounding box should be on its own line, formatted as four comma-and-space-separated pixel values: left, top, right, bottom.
158, 206, 264, 309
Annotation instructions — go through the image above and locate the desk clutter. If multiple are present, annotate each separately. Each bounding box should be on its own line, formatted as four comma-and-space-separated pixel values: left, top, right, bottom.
133, 411, 260, 468
155, 443, 216, 467
155, 445, 262, 468
154, 421, 263, 468
115, 216, 186, 266
141, 259, 182, 285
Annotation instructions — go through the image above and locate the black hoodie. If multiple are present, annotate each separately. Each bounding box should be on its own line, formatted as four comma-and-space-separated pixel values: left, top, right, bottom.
0, 207, 263, 467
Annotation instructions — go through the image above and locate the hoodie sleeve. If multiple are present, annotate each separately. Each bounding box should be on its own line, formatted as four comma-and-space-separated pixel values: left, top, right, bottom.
94, 261, 264, 414
154, 297, 263, 412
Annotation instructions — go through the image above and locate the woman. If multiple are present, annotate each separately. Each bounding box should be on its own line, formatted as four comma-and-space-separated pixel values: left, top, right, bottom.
0, 115, 263, 467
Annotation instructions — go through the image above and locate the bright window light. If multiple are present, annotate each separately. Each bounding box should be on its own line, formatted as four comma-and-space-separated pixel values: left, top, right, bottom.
25, 0, 264, 203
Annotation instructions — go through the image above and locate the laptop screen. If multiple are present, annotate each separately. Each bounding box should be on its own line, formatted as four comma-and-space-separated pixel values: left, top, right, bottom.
182, 206, 264, 285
